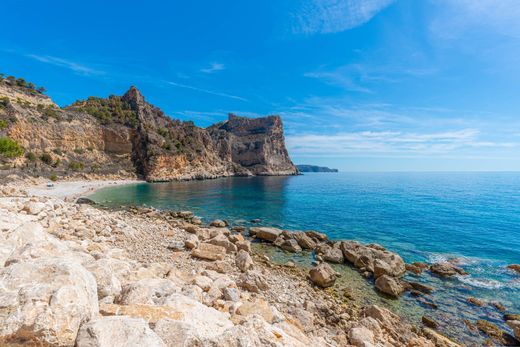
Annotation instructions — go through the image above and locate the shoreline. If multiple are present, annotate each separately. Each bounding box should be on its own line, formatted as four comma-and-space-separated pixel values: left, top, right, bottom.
1, 178, 518, 346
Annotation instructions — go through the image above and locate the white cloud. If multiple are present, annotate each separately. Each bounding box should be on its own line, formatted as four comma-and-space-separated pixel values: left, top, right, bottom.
292, 0, 395, 34
200, 62, 225, 74
166, 81, 247, 102
26, 54, 102, 75
286, 129, 518, 156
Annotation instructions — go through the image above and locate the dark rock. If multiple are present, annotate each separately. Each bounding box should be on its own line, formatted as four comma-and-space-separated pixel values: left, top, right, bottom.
507, 264, 520, 274
76, 197, 96, 205
467, 297, 485, 307
407, 281, 433, 294
422, 316, 438, 329
430, 262, 467, 277
476, 319, 519, 346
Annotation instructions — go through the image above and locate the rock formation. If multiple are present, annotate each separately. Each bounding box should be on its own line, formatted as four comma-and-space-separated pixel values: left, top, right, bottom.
0, 80, 297, 182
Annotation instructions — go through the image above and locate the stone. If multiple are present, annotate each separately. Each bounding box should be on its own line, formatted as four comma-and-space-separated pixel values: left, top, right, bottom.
507, 264, 520, 274
476, 320, 518, 345
153, 319, 202, 346
249, 227, 283, 242
349, 326, 375, 347
235, 240, 251, 253
193, 275, 213, 291
235, 299, 278, 324
293, 232, 317, 250
422, 328, 461, 347
99, 303, 183, 323
323, 246, 344, 263
407, 281, 433, 294
309, 263, 337, 288
118, 278, 179, 305
85, 258, 123, 299
430, 262, 467, 277
75, 316, 165, 347
207, 235, 237, 254
235, 249, 254, 272
191, 243, 226, 261
305, 230, 328, 242
280, 239, 302, 253
22, 201, 46, 215
375, 275, 403, 298
167, 241, 185, 251
506, 320, 520, 340
209, 219, 226, 227
184, 234, 199, 249
223, 287, 240, 302
76, 197, 96, 205
237, 270, 269, 293
228, 233, 244, 243
422, 316, 438, 329
0, 257, 98, 346
467, 297, 485, 307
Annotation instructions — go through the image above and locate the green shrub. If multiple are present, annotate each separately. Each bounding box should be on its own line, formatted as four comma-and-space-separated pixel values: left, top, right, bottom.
40, 153, 53, 165
0, 119, 8, 129
67, 95, 138, 127
74, 148, 84, 154
52, 158, 61, 168
49, 173, 58, 182
52, 148, 62, 156
0, 137, 24, 158
26, 152, 36, 161
68, 161, 84, 171
0, 97, 9, 109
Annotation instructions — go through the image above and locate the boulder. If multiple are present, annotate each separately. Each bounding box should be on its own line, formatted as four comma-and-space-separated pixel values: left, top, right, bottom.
375, 275, 404, 298
0, 257, 98, 346
85, 258, 123, 299
184, 234, 199, 249
293, 232, 317, 250
249, 227, 282, 242
209, 219, 226, 227
506, 320, 520, 341
235, 240, 251, 253
349, 326, 375, 347
235, 249, 254, 272
309, 263, 337, 288
99, 303, 183, 323
280, 239, 302, 253
153, 319, 202, 346
191, 243, 226, 261
207, 235, 237, 254
22, 201, 46, 215
323, 246, 344, 263
237, 270, 269, 293
507, 264, 520, 274
235, 299, 280, 324
430, 262, 467, 277
76, 197, 96, 205
118, 278, 179, 305
75, 316, 165, 347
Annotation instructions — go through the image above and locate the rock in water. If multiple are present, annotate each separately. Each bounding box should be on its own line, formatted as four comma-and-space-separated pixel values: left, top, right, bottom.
309, 263, 337, 288
76, 197, 96, 205
375, 275, 404, 298
250, 227, 283, 242
430, 262, 467, 277
75, 316, 165, 347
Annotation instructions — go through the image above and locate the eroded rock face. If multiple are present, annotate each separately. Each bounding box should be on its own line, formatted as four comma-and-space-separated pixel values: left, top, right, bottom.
75, 316, 165, 347
0, 257, 99, 346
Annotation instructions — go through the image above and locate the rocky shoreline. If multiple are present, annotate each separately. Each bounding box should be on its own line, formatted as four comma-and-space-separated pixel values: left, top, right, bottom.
0, 181, 518, 346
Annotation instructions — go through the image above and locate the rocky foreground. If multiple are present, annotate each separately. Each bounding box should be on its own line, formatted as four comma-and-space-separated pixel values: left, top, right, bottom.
0, 184, 469, 347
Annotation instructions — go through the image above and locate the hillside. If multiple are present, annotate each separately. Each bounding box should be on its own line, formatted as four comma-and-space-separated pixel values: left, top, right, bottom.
0, 76, 297, 182
297, 165, 338, 173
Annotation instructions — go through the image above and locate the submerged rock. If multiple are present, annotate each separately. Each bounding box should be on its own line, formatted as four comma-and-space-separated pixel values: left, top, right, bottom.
430, 262, 467, 277
375, 275, 403, 298
507, 264, 520, 274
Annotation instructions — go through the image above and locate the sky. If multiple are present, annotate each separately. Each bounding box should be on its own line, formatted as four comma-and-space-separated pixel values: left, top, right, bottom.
2, 0, 520, 171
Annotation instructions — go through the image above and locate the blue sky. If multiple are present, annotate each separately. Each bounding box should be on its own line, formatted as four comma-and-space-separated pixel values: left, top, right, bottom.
2, 0, 520, 171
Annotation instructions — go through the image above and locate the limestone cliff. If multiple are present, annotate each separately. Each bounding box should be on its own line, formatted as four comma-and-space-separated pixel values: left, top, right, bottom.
0, 80, 297, 181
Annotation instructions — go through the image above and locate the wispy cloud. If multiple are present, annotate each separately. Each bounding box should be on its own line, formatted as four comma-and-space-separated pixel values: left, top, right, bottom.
26, 54, 103, 75
292, 0, 394, 34
166, 81, 248, 102
286, 129, 518, 157
200, 62, 225, 74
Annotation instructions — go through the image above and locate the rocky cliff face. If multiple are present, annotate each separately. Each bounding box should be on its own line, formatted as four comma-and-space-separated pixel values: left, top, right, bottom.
0, 81, 297, 181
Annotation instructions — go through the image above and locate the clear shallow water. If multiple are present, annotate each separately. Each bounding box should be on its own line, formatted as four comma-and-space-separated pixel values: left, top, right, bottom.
90, 172, 520, 344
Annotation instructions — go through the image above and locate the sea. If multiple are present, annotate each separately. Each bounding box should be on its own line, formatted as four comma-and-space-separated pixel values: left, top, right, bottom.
89, 172, 520, 345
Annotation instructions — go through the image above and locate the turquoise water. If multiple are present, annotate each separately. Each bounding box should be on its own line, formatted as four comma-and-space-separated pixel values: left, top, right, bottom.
90, 172, 520, 343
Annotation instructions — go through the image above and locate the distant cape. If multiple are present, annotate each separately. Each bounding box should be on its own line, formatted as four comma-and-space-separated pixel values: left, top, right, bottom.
297, 165, 338, 173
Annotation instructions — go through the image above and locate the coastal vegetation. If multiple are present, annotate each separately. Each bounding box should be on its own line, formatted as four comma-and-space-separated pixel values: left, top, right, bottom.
67, 95, 138, 127
0, 137, 24, 158
0, 73, 46, 95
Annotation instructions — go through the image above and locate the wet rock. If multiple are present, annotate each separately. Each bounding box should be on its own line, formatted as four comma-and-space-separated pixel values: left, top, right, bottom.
280, 239, 302, 253
407, 281, 433, 294
305, 230, 328, 242
467, 297, 485, 307
430, 262, 467, 277
250, 226, 282, 242
235, 249, 254, 272
406, 263, 424, 275
237, 270, 269, 293
76, 197, 96, 205
422, 328, 461, 347
507, 264, 520, 274
375, 275, 403, 298
293, 232, 317, 250
506, 320, 520, 341
491, 302, 506, 312
209, 219, 226, 227
75, 316, 165, 347
477, 319, 518, 346
505, 314, 520, 321
309, 263, 337, 288
323, 246, 344, 264
191, 243, 226, 261
422, 315, 438, 329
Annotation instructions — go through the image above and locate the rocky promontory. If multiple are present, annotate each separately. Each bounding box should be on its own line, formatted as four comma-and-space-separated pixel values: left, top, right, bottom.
0, 77, 297, 182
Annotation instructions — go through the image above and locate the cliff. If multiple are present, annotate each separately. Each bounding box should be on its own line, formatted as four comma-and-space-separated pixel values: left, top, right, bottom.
0, 79, 297, 181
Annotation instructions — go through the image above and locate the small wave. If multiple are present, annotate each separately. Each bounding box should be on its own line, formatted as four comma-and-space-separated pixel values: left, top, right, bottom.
456, 275, 520, 290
